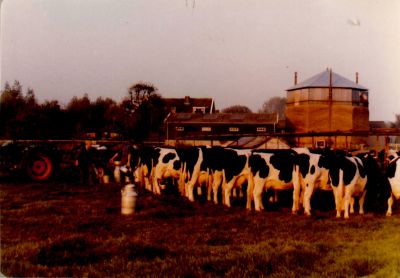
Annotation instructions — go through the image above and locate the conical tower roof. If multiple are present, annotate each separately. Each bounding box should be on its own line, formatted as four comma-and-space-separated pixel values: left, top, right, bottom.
287, 70, 368, 91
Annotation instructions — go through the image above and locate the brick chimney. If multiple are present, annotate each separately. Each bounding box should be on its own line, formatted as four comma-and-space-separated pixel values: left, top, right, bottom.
184, 96, 190, 105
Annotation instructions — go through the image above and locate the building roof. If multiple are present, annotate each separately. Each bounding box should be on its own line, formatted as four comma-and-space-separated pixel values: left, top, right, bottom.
370, 121, 395, 129
287, 70, 368, 91
166, 113, 278, 124
163, 96, 214, 113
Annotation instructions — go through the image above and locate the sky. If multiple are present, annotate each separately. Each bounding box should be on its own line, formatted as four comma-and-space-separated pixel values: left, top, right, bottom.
1, 0, 399, 121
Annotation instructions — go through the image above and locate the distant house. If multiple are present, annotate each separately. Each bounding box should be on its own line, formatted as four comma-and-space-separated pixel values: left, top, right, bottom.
164, 112, 281, 147
163, 96, 215, 114
369, 121, 400, 151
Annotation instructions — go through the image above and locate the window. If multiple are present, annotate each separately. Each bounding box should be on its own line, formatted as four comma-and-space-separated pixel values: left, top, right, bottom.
352, 90, 360, 102
316, 140, 326, 148
352, 90, 368, 106
333, 88, 351, 101
193, 107, 205, 114
300, 89, 309, 101
202, 127, 211, 132
309, 88, 329, 101
175, 127, 184, 131
229, 127, 239, 132
257, 127, 267, 132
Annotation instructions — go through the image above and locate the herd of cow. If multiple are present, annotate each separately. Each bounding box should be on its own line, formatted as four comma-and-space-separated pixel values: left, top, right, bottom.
130, 146, 400, 218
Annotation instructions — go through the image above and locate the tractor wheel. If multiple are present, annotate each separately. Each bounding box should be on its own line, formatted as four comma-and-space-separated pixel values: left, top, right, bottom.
26, 154, 53, 181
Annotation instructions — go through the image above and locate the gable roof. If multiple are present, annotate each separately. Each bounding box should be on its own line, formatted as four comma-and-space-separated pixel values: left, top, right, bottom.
166, 113, 278, 124
287, 70, 368, 91
163, 97, 214, 113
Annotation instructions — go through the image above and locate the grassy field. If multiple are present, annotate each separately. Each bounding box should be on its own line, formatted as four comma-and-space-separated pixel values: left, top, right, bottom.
1, 180, 400, 277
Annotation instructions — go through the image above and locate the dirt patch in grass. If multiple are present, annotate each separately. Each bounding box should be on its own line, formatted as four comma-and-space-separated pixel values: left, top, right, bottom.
33, 236, 109, 266
348, 257, 385, 277
125, 242, 173, 260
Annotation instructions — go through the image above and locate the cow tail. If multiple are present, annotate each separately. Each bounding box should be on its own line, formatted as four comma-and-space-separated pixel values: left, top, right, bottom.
248, 171, 254, 201
206, 168, 210, 190
340, 170, 345, 210
222, 169, 227, 204
150, 159, 155, 191
180, 162, 187, 196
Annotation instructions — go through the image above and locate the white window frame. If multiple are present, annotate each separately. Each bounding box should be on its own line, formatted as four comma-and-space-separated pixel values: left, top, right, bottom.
193, 107, 206, 114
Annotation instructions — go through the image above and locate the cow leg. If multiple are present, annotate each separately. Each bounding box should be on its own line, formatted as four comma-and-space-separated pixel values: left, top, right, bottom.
292, 181, 301, 214
177, 173, 185, 196
358, 190, 367, 215
343, 190, 352, 219
144, 177, 151, 191
253, 179, 264, 211
153, 179, 161, 195
246, 184, 252, 210
213, 182, 219, 204
386, 194, 394, 216
239, 187, 244, 199
212, 172, 223, 204
332, 188, 342, 218
273, 190, 279, 203
303, 184, 313, 216
223, 181, 234, 207
187, 182, 195, 202
207, 183, 212, 201
156, 181, 162, 195
349, 197, 355, 214
232, 188, 237, 198
292, 167, 301, 214
246, 174, 254, 210
207, 175, 213, 201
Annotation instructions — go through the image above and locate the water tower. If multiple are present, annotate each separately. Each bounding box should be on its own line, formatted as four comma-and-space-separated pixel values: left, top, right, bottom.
285, 69, 369, 148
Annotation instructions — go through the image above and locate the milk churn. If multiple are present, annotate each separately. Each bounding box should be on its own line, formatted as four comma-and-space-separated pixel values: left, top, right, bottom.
121, 184, 138, 215
114, 161, 121, 183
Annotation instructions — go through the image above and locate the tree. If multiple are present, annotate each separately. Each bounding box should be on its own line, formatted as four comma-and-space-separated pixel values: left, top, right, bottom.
122, 82, 167, 141
221, 105, 252, 113
37, 100, 67, 138
0, 81, 40, 138
66, 94, 92, 135
395, 114, 400, 128
259, 96, 286, 119
128, 82, 157, 112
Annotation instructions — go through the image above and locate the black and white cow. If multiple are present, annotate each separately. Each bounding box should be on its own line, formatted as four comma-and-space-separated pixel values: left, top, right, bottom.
318, 150, 368, 218
133, 146, 181, 194
291, 148, 331, 216
175, 147, 207, 201
386, 150, 400, 216
132, 145, 156, 191
200, 147, 252, 208
249, 149, 297, 211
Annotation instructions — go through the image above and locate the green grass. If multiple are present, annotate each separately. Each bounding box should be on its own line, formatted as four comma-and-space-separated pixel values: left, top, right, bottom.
1, 182, 400, 277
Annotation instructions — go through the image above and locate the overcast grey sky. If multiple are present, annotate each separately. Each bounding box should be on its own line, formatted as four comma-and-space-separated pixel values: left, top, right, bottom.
1, 0, 399, 121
